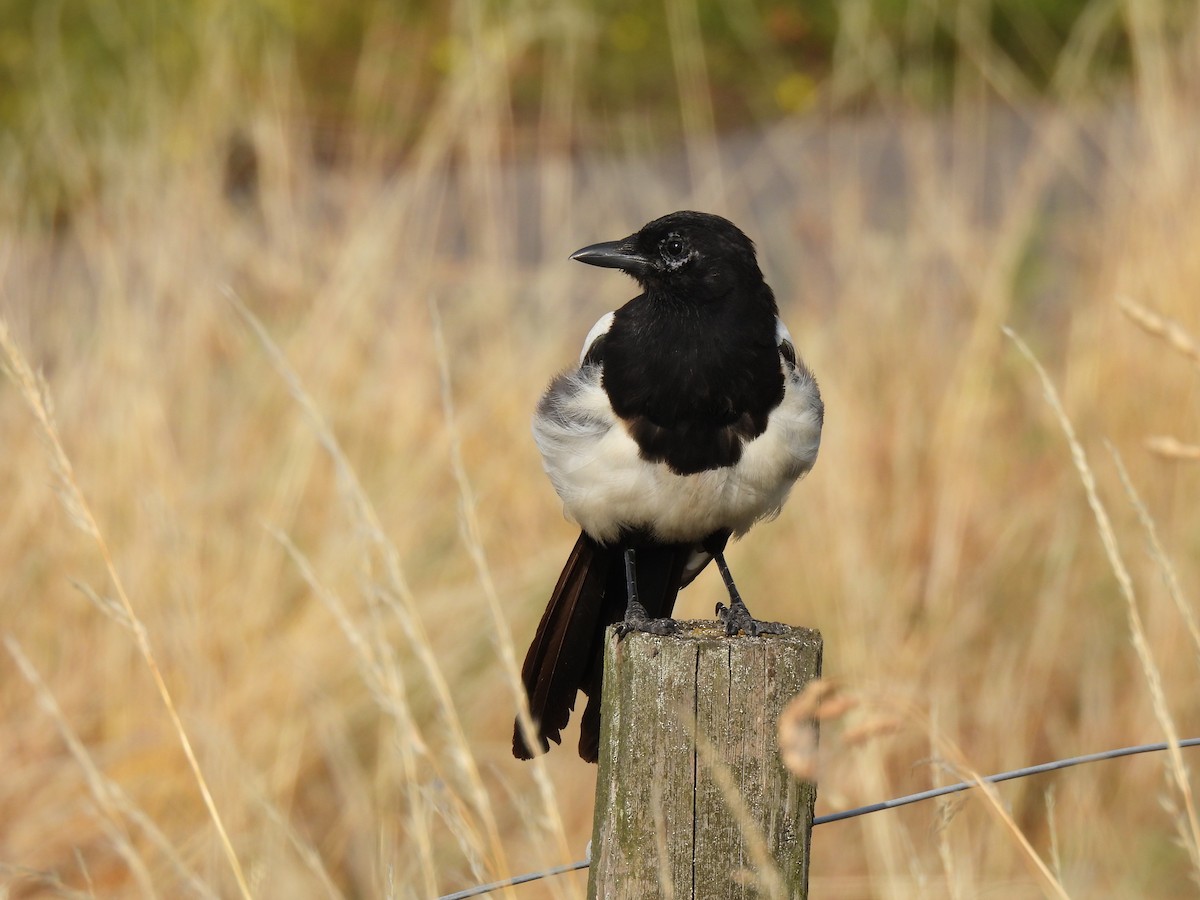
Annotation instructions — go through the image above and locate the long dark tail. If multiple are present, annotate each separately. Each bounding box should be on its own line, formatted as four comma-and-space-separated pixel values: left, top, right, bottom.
513, 532, 690, 762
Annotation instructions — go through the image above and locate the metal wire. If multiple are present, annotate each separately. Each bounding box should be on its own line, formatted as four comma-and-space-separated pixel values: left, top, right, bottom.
811, 737, 1200, 824
436, 737, 1200, 899
437, 858, 591, 900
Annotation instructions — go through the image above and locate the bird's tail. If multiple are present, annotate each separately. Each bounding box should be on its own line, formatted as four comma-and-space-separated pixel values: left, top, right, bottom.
513, 532, 688, 762
513, 531, 611, 759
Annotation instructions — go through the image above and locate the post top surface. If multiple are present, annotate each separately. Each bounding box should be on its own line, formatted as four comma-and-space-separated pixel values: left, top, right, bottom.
606, 620, 822, 648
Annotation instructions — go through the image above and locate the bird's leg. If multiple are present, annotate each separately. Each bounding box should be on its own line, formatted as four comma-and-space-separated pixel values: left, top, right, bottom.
614, 548, 679, 638
712, 550, 787, 637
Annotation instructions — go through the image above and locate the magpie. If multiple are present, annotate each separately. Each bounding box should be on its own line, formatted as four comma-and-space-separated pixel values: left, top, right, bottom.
514, 211, 823, 762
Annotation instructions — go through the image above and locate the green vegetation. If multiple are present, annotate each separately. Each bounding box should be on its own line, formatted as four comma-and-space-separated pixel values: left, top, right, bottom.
0, 0, 1152, 221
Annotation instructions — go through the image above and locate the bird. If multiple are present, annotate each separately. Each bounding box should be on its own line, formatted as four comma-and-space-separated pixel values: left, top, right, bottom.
513, 211, 823, 762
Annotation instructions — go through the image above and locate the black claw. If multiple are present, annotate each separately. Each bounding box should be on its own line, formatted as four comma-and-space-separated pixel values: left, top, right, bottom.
711, 549, 786, 636
616, 546, 679, 639
615, 616, 679, 638
615, 603, 679, 639
716, 599, 786, 637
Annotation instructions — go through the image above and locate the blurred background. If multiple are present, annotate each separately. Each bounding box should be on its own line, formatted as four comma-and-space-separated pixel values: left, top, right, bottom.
2, 0, 1199, 896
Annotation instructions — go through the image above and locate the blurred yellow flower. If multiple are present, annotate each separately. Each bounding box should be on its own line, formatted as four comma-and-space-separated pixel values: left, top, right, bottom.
431, 36, 461, 74
609, 12, 650, 54
774, 71, 816, 113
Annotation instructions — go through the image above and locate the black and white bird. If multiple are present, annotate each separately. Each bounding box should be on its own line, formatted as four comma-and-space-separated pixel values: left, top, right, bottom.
514, 211, 823, 762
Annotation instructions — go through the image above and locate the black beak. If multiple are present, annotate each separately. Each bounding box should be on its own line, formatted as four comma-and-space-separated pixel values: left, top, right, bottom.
570, 239, 652, 276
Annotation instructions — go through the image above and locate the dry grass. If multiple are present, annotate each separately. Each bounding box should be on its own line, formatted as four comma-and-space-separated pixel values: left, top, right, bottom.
3, 0, 1200, 897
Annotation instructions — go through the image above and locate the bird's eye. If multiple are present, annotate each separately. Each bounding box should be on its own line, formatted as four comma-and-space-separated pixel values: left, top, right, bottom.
662, 236, 686, 259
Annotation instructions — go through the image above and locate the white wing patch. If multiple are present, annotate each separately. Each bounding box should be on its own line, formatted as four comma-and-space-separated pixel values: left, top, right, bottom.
775, 317, 797, 369
579, 312, 615, 364
774, 318, 793, 346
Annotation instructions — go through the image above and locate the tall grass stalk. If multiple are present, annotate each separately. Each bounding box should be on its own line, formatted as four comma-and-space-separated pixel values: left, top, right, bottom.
1006, 326, 1200, 872
0, 321, 253, 898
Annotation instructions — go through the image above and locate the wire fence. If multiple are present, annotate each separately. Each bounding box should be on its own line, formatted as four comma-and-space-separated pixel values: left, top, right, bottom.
437, 737, 1200, 900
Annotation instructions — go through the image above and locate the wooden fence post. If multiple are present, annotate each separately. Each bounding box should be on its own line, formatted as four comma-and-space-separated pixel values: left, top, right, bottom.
588, 620, 823, 899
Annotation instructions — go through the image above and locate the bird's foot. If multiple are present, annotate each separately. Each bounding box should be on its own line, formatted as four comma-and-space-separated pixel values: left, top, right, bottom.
615, 600, 679, 639
715, 599, 787, 637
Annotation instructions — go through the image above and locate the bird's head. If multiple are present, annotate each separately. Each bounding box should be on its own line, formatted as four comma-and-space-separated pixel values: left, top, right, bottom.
570, 211, 765, 304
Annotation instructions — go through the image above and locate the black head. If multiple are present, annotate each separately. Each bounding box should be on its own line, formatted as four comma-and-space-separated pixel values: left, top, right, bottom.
570, 211, 765, 303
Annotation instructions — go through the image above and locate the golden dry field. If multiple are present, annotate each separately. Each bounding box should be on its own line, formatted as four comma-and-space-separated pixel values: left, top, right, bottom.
2, 2, 1200, 897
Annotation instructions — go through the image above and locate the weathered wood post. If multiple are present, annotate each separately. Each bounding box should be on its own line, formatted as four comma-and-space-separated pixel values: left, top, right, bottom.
588, 620, 822, 899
